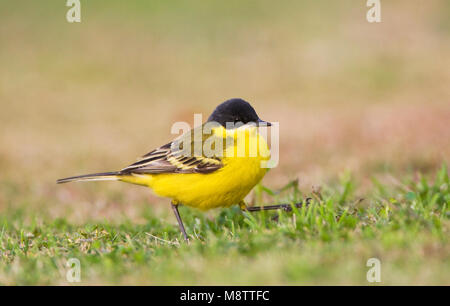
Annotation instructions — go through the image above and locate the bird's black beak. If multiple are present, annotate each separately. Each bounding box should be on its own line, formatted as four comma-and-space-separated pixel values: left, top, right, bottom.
257, 119, 272, 126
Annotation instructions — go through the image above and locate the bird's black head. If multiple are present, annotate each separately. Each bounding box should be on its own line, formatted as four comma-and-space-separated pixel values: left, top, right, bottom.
207, 98, 271, 128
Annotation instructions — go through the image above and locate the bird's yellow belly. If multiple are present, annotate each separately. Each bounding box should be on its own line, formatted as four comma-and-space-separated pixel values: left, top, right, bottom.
121, 130, 270, 210
123, 156, 267, 210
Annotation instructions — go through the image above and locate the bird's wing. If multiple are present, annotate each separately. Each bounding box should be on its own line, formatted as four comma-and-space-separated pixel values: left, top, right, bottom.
120, 125, 225, 175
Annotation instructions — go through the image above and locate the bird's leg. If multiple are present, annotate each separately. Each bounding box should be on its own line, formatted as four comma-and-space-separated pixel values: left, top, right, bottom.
171, 201, 189, 242
240, 198, 311, 213
239, 201, 248, 211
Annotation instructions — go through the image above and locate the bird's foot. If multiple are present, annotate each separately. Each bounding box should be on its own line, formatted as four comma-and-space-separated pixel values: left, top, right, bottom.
241, 198, 312, 212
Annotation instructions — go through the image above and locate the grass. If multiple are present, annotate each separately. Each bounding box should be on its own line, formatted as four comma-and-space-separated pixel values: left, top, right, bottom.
0, 165, 448, 285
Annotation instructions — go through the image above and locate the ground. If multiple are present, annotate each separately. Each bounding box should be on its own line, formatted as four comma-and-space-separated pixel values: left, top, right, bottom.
0, 1, 449, 285
1, 166, 448, 285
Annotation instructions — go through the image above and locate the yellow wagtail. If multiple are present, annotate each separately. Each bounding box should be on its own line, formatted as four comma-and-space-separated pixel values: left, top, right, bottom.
58, 98, 285, 240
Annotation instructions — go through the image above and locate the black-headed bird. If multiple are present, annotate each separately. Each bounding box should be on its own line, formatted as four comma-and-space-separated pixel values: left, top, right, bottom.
58, 98, 282, 241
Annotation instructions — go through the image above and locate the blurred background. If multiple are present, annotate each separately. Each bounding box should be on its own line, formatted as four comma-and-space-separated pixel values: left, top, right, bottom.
0, 0, 449, 222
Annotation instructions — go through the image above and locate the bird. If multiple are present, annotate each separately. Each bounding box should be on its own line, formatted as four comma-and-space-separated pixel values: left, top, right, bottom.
58, 98, 279, 241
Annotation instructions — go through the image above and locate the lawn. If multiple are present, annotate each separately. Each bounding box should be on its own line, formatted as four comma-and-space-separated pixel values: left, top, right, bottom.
0, 165, 448, 285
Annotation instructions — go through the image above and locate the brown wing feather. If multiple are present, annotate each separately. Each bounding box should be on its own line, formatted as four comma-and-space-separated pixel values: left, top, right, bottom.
120, 125, 224, 175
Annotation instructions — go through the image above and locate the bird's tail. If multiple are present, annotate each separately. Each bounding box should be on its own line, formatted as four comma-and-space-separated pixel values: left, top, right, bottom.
56, 172, 121, 184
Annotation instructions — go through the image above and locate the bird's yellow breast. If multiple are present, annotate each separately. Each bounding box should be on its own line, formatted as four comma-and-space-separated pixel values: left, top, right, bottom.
121, 125, 270, 210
